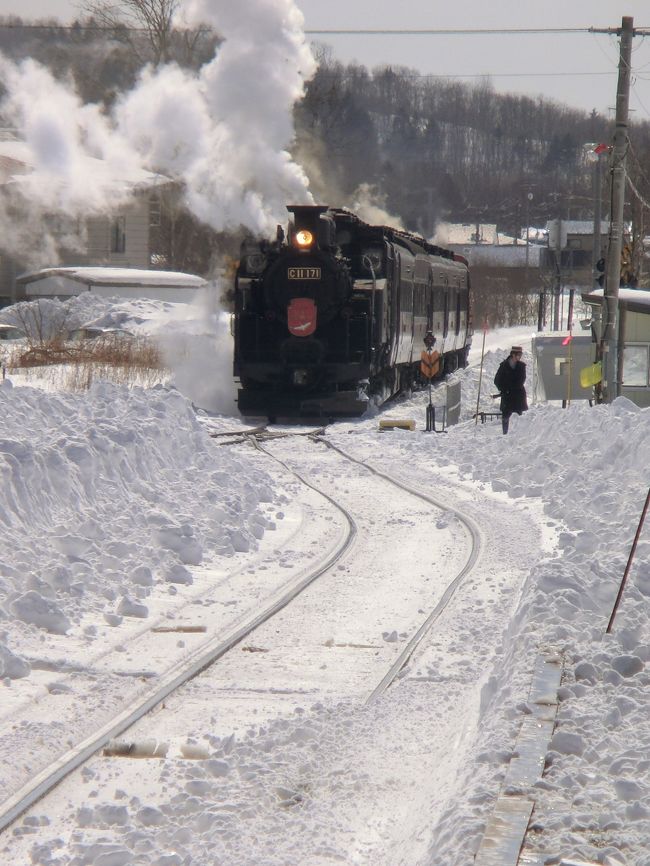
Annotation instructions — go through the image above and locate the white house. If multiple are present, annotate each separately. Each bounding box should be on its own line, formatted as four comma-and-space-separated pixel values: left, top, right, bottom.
0, 135, 173, 306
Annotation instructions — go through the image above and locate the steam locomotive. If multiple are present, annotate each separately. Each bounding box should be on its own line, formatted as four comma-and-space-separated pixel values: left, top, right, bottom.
233, 205, 472, 420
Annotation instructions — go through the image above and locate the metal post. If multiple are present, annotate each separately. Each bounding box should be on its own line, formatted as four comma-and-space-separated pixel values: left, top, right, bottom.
426, 383, 435, 432
592, 154, 603, 287
524, 192, 533, 293
567, 288, 575, 331
600, 16, 634, 402
548, 215, 564, 331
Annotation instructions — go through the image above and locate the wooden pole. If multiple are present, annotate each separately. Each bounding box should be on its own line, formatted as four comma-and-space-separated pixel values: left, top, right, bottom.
606, 487, 650, 633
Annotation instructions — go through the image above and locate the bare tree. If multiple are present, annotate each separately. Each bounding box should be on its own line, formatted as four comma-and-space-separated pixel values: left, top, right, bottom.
77, 0, 180, 66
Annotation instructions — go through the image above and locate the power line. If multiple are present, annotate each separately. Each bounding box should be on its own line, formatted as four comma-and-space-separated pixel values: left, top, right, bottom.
314, 69, 616, 81
305, 27, 595, 35
407, 71, 613, 80
1, 22, 649, 35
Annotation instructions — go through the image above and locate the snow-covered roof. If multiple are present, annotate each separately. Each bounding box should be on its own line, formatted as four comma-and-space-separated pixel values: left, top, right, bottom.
446, 244, 542, 267
17, 267, 207, 289
435, 222, 543, 251
582, 286, 650, 313
546, 220, 610, 235
434, 223, 499, 245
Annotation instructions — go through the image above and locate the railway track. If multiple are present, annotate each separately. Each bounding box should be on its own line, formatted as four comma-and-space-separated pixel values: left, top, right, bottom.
0, 425, 483, 844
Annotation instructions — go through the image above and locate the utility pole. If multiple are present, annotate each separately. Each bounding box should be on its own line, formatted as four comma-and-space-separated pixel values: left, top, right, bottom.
592, 17, 634, 402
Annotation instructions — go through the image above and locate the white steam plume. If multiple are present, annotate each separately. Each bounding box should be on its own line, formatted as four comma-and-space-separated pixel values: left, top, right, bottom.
348, 183, 405, 231
0, 0, 316, 261
0, 56, 143, 215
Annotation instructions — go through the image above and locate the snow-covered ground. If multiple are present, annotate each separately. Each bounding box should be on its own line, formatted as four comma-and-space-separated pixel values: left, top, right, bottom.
0, 296, 648, 865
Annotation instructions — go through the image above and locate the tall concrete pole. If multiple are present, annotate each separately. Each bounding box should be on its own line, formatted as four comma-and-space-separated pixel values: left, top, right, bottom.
601, 16, 633, 402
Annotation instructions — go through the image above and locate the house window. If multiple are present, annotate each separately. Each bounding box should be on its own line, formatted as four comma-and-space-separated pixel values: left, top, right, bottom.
623, 344, 649, 387
110, 216, 126, 253
149, 195, 161, 227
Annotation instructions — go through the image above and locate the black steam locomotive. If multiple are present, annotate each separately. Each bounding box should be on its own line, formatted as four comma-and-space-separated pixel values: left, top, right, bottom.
233, 205, 472, 420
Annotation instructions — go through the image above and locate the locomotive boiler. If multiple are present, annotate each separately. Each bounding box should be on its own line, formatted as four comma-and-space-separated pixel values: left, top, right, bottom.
233, 205, 472, 420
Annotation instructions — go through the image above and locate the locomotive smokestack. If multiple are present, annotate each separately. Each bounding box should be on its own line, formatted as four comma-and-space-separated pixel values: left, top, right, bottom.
287, 205, 334, 251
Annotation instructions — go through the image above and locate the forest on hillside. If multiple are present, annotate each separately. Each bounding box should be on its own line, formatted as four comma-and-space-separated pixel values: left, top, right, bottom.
1, 8, 649, 285
296, 49, 650, 249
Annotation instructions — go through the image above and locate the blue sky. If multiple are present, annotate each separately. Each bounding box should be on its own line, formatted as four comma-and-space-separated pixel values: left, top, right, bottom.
2, 0, 650, 116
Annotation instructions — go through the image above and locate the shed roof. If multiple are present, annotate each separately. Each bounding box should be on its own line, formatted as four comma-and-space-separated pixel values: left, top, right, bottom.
17, 267, 207, 289
582, 287, 650, 315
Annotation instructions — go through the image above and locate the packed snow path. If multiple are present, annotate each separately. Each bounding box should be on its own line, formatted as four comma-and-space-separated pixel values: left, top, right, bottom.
1, 421, 548, 865
2, 314, 650, 863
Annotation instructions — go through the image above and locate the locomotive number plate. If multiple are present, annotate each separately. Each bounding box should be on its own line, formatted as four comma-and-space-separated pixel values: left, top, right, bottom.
288, 267, 321, 280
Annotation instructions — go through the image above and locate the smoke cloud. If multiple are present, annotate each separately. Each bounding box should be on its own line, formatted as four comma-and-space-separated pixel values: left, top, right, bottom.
347, 183, 405, 231
0, 0, 317, 266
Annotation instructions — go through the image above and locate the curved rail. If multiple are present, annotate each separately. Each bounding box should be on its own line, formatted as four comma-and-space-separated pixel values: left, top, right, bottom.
310, 434, 483, 702
0, 426, 483, 834
0, 436, 355, 835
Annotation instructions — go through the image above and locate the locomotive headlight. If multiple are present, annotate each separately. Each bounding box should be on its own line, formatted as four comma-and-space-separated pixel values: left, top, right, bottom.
295, 229, 314, 248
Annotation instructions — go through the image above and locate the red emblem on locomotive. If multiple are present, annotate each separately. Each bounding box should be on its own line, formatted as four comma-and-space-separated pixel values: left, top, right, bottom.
287, 298, 317, 336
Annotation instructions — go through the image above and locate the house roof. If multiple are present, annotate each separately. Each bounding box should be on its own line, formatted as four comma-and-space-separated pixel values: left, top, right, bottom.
16, 267, 207, 289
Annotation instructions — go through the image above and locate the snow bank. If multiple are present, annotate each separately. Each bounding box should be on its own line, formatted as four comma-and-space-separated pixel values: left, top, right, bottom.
0, 378, 277, 675
339, 361, 650, 864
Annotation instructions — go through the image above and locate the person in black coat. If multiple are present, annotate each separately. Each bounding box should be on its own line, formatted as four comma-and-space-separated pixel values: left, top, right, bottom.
494, 346, 528, 434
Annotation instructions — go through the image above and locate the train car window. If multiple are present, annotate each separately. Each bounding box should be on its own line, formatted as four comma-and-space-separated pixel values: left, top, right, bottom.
443, 287, 449, 337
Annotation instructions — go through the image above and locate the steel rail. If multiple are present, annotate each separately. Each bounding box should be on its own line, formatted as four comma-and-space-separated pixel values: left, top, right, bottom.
310, 435, 483, 703
0, 426, 480, 833
0, 437, 356, 835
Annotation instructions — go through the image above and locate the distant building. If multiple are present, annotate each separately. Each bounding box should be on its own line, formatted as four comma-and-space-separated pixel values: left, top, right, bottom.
0, 136, 173, 306
581, 286, 650, 407
16, 266, 208, 304
542, 219, 610, 287
433, 222, 544, 327
433, 221, 543, 269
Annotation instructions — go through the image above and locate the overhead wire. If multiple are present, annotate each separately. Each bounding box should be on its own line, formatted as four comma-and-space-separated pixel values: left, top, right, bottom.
305, 27, 593, 35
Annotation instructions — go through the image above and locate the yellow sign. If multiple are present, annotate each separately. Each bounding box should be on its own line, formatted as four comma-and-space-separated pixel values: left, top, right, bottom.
579, 362, 602, 388
420, 349, 440, 379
